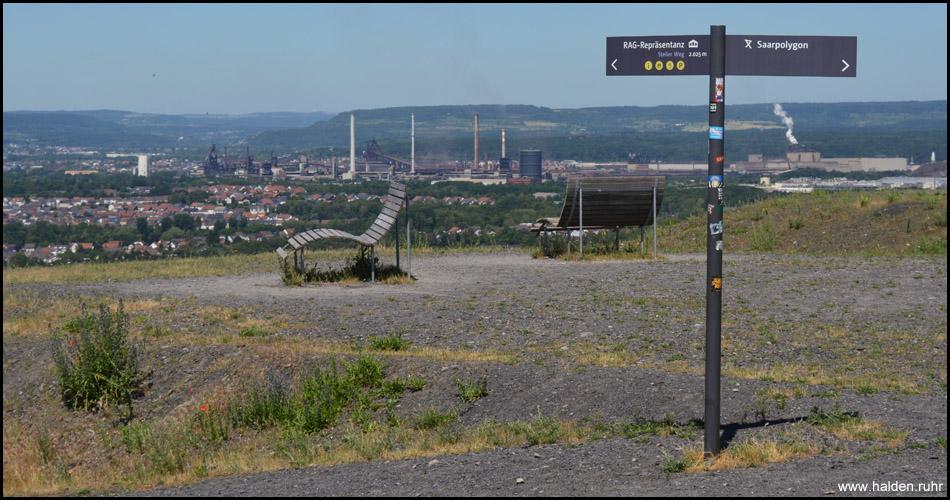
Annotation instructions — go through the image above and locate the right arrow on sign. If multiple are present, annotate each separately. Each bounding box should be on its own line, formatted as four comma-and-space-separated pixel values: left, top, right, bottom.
842, 59, 850, 72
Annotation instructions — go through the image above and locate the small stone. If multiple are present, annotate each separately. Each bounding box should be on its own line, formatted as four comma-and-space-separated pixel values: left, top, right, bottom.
428, 459, 439, 467
516, 478, 525, 484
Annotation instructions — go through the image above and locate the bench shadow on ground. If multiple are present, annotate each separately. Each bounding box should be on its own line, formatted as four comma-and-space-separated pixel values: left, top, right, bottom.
719, 417, 801, 449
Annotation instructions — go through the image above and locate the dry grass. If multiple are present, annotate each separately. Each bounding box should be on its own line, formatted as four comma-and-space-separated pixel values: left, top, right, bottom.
2, 291, 166, 340
681, 429, 821, 472
658, 188, 947, 256
2, 253, 277, 285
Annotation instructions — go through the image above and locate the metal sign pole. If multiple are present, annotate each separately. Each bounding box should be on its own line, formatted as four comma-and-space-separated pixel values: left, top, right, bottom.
705, 24, 725, 458
606, 25, 854, 459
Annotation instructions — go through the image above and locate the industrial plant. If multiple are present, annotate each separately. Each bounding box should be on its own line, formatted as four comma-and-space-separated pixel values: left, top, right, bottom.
198, 109, 913, 183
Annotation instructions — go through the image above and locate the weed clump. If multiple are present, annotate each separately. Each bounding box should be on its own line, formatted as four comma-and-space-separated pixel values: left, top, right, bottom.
455, 376, 489, 403
51, 300, 144, 419
369, 327, 412, 351
281, 253, 410, 286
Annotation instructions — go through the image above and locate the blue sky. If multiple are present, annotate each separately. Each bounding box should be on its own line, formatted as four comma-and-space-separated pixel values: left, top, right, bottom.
3, 3, 947, 115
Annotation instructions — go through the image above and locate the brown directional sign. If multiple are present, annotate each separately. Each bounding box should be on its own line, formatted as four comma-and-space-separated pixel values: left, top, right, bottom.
727, 35, 856, 77
606, 35, 711, 75
607, 35, 856, 77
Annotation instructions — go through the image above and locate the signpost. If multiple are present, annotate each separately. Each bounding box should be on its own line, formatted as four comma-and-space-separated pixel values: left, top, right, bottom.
607, 34, 856, 76
607, 26, 856, 457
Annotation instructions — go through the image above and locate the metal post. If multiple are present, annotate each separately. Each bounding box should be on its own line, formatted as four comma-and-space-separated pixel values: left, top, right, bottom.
371, 245, 376, 283
653, 180, 658, 260
579, 188, 584, 257
395, 210, 400, 270
705, 24, 726, 458
406, 194, 411, 279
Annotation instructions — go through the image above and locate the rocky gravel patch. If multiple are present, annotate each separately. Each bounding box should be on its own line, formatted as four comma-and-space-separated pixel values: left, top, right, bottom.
4, 251, 947, 496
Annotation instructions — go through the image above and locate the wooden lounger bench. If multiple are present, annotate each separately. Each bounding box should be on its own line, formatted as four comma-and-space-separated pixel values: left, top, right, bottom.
277, 181, 408, 282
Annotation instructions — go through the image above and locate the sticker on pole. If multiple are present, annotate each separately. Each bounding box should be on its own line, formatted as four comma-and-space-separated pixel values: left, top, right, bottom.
708, 175, 723, 188
711, 276, 723, 292
709, 127, 724, 140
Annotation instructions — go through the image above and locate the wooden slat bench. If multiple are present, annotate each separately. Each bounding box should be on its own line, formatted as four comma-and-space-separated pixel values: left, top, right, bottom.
533, 176, 664, 257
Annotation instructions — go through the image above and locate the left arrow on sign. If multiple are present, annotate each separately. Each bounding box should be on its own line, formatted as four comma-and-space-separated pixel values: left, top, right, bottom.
611, 59, 618, 71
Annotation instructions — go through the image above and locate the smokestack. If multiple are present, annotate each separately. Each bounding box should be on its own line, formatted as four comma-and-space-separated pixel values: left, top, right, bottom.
350, 114, 356, 173
502, 128, 506, 159
474, 114, 479, 171
411, 113, 415, 175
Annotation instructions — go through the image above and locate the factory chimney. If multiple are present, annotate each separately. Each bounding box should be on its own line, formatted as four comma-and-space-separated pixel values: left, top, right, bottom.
350, 113, 356, 173
502, 128, 506, 159
411, 113, 415, 175
474, 114, 479, 171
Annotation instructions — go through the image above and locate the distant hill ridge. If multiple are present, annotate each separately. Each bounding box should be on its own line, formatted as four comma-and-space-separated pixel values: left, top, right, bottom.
3, 110, 335, 149
4, 101, 945, 156
250, 100, 947, 150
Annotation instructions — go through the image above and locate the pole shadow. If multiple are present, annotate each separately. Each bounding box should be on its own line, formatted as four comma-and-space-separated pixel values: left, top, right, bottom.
719, 417, 801, 449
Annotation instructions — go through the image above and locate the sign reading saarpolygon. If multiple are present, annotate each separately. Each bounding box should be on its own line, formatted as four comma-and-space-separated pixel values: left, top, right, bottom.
607, 35, 856, 77
727, 35, 856, 77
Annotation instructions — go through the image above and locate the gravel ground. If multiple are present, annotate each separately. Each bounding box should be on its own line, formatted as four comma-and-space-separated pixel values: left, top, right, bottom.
4, 251, 947, 496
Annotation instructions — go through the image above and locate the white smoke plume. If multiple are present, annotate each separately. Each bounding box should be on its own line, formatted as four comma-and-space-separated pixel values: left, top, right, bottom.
772, 103, 798, 145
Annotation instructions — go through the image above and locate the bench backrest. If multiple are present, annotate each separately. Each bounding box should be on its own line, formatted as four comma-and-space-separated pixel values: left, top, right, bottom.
359, 182, 407, 245
555, 176, 664, 229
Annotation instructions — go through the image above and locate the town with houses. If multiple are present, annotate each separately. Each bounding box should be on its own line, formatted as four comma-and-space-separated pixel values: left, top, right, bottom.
4, 144, 944, 266
2, 181, 496, 265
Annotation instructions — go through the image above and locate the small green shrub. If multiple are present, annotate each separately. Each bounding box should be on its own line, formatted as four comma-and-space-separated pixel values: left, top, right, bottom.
912, 237, 947, 256
413, 407, 457, 430
660, 449, 694, 475
239, 326, 272, 337
119, 420, 188, 475
370, 327, 412, 351
345, 354, 385, 388
302, 253, 408, 284
229, 369, 294, 430
297, 359, 352, 432
525, 409, 561, 445
749, 220, 777, 252
190, 403, 229, 445
51, 301, 144, 418
280, 257, 303, 286
455, 376, 489, 403
406, 373, 427, 392
806, 401, 859, 429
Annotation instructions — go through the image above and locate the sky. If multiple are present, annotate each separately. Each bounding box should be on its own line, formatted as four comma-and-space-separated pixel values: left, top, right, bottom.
3, 3, 947, 115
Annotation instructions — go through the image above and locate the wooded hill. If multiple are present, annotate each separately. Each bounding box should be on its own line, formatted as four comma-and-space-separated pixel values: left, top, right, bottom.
249, 101, 947, 151
4, 101, 945, 163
